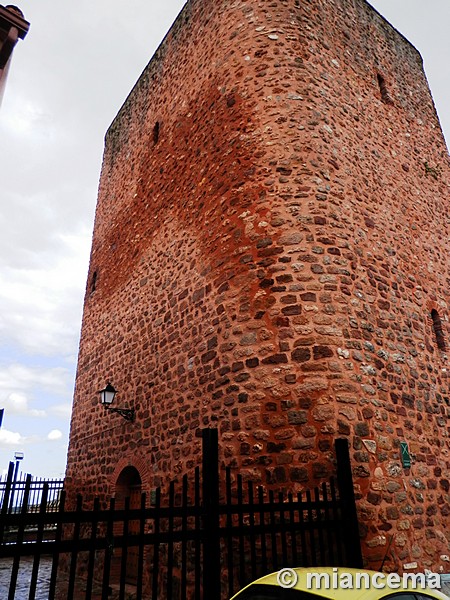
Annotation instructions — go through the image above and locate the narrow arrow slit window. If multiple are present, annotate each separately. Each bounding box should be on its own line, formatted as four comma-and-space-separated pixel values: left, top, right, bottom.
431, 309, 446, 351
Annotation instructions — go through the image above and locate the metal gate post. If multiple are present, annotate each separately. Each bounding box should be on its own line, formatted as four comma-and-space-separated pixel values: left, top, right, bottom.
335, 438, 363, 568
202, 428, 221, 598
1, 462, 14, 515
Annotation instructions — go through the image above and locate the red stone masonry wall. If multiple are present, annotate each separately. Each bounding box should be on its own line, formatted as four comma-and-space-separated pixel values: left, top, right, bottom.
65, 0, 450, 572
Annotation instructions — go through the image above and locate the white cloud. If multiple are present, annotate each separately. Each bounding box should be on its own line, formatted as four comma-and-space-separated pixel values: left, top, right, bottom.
1, 392, 46, 417
49, 403, 73, 419
0, 428, 26, 446
47, 429, 63, 441
0, 232, 90, 357
0, 364, 72, 399
1, 98, 53, 138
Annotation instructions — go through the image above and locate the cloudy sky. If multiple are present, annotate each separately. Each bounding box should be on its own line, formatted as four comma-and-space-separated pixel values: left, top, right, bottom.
0, 1, 448, 479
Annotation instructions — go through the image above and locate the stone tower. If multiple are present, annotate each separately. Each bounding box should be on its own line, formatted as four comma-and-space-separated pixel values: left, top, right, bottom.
65, 0, 450, 571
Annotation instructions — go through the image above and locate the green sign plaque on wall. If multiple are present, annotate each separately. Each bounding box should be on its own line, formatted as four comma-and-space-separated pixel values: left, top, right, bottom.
400, 441, 411, 468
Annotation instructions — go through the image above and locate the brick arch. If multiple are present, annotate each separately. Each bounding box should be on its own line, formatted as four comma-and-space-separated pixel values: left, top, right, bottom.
111, 453, 152, 494
426, 299, 440, 313
111, 457, 149, 586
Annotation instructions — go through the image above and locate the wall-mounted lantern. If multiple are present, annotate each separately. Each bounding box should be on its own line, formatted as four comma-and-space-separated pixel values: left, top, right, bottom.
99, 383, 135, 422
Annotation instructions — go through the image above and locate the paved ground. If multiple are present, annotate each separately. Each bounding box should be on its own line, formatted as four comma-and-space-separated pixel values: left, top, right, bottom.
3, 556, 450, 599
0, 557, 52, 599
0, 556, 138, 599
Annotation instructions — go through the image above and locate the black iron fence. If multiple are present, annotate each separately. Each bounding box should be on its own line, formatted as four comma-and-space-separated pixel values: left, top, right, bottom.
0, 430, 362, 599
0, 465, 63, 514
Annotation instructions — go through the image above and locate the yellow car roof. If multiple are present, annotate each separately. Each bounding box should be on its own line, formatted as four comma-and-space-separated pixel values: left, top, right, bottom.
231, 567, 450, 600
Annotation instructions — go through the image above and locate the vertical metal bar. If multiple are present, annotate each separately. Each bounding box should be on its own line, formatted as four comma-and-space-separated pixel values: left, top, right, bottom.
32, 478, 38, 513
330, 477, 344, 565
181, 475, 188, 600
36, 478, 40, 513
237, 475, 245, 587
8, 473, 32, 600
86, 497, 100, 600
298, 491, 308, 566
288, 493, 298, 566
322, 482, 335, 566
306, 490, 317, 566
28, 483, 49, 600
9, 460, 20, 514
102, 497, 115, 600
37, 478, 42, 511
19, 477, 25, 514
119, 495, 130, 600
225, 467, 234, 598
258, 486, 267, 575
248, 481, 257, 581
28, 478, 33, 513
67, 495, 83, 600
202, 428, 220, 599
136, 493, 146, 600
194, 467, 201, 600
0, 462, 14, 546
151, 488, 161, 600
48, 490, 66, 600
167, 481, 175, 600
279, 491, 288, 566
268, 490, 278, 571
1, 462, 14, 517
335, 438, 363, 568
314, 487, 325, 564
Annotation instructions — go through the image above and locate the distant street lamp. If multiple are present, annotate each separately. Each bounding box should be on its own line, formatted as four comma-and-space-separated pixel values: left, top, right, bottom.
14, 452, 24, 479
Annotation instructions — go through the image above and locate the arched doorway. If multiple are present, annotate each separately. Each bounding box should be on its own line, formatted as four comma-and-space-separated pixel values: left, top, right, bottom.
115, 466, 142, 585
